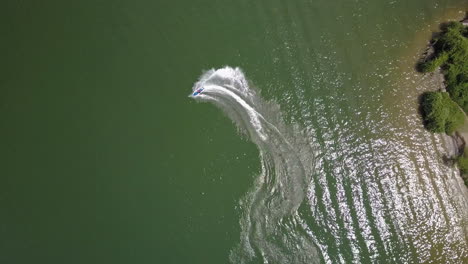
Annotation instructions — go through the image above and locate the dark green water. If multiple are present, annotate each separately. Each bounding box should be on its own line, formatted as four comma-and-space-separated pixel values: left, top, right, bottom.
1, 1, 468, 263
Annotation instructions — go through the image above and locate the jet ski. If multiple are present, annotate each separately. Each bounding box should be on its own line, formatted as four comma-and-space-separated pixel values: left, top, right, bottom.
192, 88, 204, 96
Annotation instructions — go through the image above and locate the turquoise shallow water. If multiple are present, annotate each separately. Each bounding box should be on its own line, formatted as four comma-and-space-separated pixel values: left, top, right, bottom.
1, 1, 468, 263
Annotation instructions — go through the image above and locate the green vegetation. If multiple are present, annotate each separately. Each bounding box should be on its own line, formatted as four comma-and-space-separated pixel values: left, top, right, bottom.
418, 21, 468, 134
456, 148, 468, 174
418, 52, 448, 73
421, 91, 465, 134
456, 148, 468, 187
419, 21, 468, 111
419, 19, 468, 187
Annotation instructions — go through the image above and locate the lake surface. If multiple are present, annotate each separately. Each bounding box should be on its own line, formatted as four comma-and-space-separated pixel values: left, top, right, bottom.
1, 1, 468, 263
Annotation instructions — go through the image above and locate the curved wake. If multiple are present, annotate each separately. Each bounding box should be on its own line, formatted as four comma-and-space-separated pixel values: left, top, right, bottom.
190, 66, 468, 263
191, 67, 321, 263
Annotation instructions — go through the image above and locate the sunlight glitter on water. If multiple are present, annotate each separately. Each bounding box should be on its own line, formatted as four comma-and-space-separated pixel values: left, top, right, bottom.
193, 64, 468, 263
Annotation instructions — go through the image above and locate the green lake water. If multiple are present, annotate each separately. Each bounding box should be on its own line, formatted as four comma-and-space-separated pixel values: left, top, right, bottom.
1, 1, 468, 263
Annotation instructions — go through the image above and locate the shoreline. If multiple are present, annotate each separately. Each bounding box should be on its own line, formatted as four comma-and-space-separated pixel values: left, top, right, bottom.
418, 13, 468, 187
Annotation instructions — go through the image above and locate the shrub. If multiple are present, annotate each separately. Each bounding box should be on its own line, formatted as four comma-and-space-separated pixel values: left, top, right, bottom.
447, 82, 468, 112
419, 52, 449, 73
419, 21, 468, 132
457, 148, 468, 175
421, 91, 465, 134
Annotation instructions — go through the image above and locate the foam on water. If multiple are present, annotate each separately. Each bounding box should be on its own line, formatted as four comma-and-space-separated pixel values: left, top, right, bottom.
192, 67, 321, 263
191, 66, 468, 263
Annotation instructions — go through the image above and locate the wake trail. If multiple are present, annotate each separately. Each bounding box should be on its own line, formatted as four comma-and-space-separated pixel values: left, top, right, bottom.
191, 67, 321, 264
